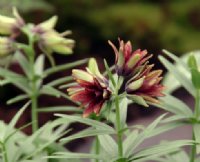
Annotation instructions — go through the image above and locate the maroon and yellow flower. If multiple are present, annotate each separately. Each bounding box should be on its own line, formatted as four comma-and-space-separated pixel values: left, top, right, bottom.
67, 61, 111, 117
126, 64, 165, 105
108, 39, 152, 76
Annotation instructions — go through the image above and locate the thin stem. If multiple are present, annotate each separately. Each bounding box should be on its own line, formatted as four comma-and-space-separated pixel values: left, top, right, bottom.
190, 89, 200, 162
95, 137, 100, 162
1, 142, 8, 162
195, 90, 200, 119
190, 133, 196, 162
31, 94, 38, 133
115, 94, 123, 158
27, 32, 39, 133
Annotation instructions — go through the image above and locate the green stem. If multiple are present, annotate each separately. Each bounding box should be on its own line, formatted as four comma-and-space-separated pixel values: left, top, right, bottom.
1, 142, 8, 162
95, 137, 100, 162
195, 90, 200, 119
27, 32, 39, 133
115, 94, 123, 158
31, 94, 38, 133
190, 90, 200, 162
190, 133, 196, 162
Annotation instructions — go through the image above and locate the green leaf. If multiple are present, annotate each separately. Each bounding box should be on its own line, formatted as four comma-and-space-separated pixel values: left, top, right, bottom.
47, 76, 73, 87
119, 97, 128, 128
130, 140, 193, 161
188, 55, 198, 70
7, 94, 29, 105
104, 59, 116, 87
40, 86, 77, 104
163, 50, 190, 72
98, 135, 118, 159
147, 122, 184, 138
124, 114, 166, 157
59, 82, 77, 89
194, 124, 200, 154
191, 69, 200, 89
14, 50, 31, 78
127, 95, 148, 107
47, 152, 102, 160
40, 85, 61, 98
38, 106, 81, 113
0, 67, 31, 94
55, 114, 115, 132
159, 55, 195, 96
161, 115, 188, 123
34, 55, 45, 77
153, 94, 193, 118
5, 101, 30, 140
34, 55, 45, 88
44, 59, 88, 76
162, 50, 200, 94
123, 130, 139, 155
60, 128, 114, 145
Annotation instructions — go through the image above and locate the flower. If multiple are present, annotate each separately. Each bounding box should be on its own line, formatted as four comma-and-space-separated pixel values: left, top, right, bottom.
67, 59, 111, 117
126, 64, 165, 105
33, 16, 74, 55
38, 30, 75, 55
108, 39, 152, 76
0, 8, 24, 37
0, 37, 14, 57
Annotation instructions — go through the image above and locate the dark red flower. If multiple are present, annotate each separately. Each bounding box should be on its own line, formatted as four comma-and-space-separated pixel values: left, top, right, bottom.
108, 39, 152, 76
68, 68, 111, 117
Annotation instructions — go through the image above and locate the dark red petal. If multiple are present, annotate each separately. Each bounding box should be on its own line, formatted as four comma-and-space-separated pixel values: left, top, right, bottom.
71, 90, 94, 105
94, 101, 104, 114
83, 100, 98, 117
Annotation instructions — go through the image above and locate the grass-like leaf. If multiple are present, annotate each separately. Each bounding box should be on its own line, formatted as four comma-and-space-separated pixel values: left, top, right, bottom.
55, 114, 115, 132
44, 59, 88, 76
159, 55, 195, 96
130, 140, 193, 161
6, 94, 29, 105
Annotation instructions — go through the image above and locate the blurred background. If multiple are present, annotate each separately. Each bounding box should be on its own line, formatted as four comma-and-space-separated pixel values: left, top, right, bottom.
0, 0, 200, 152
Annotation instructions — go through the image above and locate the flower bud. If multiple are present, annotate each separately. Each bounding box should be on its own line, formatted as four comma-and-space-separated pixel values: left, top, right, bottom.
0, 37, 14, 57
126, 77, 145, 91
0, 8, 24, 36
39, 30, 75, 55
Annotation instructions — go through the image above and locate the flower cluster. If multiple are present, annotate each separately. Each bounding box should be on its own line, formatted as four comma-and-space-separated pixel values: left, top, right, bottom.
68, 39, 164, 117
0, 8, 74, 58
110, 39, 165, 105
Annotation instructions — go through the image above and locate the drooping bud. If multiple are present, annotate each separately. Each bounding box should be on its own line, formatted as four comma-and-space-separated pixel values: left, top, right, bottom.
39, 30, 75, 55
0, 37, 14, 57
0, 8, 24, 36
